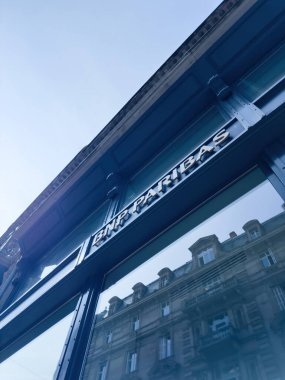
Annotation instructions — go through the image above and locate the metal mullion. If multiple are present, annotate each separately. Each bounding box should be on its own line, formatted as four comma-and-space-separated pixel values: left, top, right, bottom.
259, 137, 285, 202
55, 193, 124, 379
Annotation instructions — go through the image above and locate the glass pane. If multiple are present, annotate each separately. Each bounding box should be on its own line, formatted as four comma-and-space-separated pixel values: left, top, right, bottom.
11, 201, 109, 304
0, 299, 77, 380
82, 169, 285, 380
237, 43, 285, 102
13, 252, 78, 304
123, 106, 230, 207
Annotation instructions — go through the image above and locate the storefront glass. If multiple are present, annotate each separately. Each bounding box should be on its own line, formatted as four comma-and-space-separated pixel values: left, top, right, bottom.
0, 298, 78, 380
82, 169, 285, 379
7, 200, 110, 307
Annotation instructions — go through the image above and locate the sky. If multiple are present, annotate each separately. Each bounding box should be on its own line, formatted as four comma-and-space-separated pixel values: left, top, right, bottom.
0, 1, 223, 237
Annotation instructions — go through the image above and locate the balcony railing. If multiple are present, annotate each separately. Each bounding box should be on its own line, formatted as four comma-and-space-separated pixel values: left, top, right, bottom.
199, 326, 239, 357
201, 326, 234, 345
183, 278, 240, 312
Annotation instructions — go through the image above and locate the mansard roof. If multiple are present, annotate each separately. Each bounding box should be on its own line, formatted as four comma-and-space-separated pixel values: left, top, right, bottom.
97, 210, 285, 320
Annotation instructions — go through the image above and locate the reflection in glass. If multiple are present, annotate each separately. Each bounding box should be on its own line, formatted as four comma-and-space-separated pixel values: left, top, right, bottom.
82, 171, 285, 380
98, 362, 107, 380
237, 43, 285, 101
10, 201, 109, 305
159, 334, 172, 360
0, 302, 77, 380
126, 352, 137, 373
123, 106, 229, 207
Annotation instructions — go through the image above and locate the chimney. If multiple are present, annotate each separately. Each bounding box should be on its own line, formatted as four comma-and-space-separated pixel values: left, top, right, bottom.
229, 231, 237, 239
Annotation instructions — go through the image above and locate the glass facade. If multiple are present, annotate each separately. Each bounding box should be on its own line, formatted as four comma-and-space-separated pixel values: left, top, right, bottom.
82, 170, 285, 379
3, 200, 110, 309
0, 2, 285, 380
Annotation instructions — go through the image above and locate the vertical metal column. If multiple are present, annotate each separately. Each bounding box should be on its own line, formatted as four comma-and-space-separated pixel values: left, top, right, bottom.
260, 136, 285, 201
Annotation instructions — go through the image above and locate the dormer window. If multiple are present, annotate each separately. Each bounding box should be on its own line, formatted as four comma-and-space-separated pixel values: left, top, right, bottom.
132, 282, 146, 302
243, 220, 263, 241
249, 227, 260, 239
189, 235, 220, 269
198, 247, 215, 267
158, 268, 173, 288
108, 296, 122, 316
161, 276, 168, 287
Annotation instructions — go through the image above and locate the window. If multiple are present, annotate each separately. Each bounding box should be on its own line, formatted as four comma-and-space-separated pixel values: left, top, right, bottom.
198, 247, 215, 266
106, 330, 112, 344
108, 296, 122, 316
272, 286, 285, 311
159, 334, 172, 359
160, 276, 169, 287
132, 316, 140, 331
98, 362, 107, 380
248, 228, 260, 239
108, 303, 116, 315
158, 268, 173, 288
82, 170, 285, 379
260, 250, 276, 268
8, 201, 110, 307
126, 352, 137, 373
133, 291, 142, 302
161, 301, 170, 317
236, 309, 245, 328
0, 299, 78, 379
209, 313, 230, 333
132, 282, 146, 302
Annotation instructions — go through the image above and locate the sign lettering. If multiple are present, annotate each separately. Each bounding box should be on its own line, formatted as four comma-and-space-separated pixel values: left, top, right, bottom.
92, 128, 230, 247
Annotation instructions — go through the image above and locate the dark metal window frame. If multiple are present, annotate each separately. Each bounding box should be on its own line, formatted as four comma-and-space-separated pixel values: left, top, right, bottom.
1, 86, 285, 380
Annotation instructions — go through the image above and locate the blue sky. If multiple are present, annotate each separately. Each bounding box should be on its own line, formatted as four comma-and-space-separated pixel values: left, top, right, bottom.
0, 1, 221, 236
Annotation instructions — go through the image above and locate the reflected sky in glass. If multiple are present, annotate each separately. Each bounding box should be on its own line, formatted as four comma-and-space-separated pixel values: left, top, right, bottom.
0, 311, 74, 379
96, 177, 284, 313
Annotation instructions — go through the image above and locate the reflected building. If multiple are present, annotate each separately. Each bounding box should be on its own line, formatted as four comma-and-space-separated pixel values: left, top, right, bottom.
0, 1, 285, 379
84, 210, 285, 380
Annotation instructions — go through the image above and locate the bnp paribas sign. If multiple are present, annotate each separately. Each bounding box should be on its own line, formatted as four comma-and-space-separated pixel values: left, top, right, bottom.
92, 127, 231, 247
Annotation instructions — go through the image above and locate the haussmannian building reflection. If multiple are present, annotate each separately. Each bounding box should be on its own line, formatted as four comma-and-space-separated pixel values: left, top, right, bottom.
83, 207, 285, 380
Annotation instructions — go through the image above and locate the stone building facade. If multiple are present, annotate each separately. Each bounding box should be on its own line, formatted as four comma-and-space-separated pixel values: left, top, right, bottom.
84, 210, 285, 380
